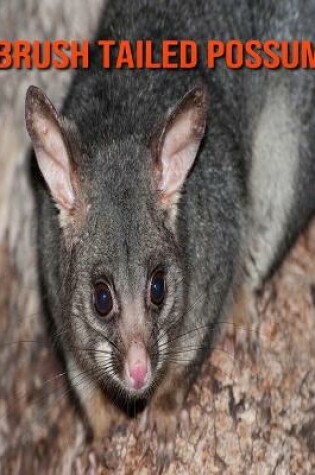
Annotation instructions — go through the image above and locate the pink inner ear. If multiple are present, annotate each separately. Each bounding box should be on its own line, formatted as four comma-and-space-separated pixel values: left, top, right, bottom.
33, 114, 76, 211
159, 108, 204, 198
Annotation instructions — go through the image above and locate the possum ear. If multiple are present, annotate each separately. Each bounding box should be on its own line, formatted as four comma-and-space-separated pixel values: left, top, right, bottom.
152, 85, 207, 205
25, 86, 76, 212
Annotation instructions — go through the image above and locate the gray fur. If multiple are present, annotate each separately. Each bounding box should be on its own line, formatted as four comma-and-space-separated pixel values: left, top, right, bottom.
27, 0, 315, 426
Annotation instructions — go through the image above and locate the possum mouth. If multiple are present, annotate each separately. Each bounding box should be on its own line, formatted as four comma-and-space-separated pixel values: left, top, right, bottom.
114, 365, 154, 401
94, 338, 161, 401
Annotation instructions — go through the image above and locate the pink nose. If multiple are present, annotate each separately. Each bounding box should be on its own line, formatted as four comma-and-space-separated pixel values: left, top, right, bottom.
129, 363, 147, 390
125, 340, 150, 390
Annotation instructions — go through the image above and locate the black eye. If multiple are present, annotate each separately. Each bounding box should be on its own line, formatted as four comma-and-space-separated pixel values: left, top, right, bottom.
150, 271, 166, 306
93, 281, 113, 317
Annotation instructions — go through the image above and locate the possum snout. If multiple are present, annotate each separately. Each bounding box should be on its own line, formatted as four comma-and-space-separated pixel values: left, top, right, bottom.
124, 340, 151, 391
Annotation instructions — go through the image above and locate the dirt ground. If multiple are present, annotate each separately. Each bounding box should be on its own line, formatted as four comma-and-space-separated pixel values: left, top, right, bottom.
1, 1, 315, 474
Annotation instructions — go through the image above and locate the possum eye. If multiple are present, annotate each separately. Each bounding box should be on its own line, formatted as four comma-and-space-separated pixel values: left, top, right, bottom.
150, 271, 166, 306
93, 281, 113, 317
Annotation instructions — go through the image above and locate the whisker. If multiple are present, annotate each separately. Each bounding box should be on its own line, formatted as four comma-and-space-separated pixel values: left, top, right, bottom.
156, 345, 235, 360
156, 289, 207, 345
167, 360, 236, 379
157, 319, 271, 350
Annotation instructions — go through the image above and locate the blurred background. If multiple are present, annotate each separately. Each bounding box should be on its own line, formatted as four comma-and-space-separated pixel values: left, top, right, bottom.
1, 1, 315, 473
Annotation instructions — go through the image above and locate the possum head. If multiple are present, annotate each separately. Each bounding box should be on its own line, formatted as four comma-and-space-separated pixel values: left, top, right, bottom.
25, 84, 207, 402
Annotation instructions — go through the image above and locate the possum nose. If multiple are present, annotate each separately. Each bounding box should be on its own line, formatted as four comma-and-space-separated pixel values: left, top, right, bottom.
130, 363, 147, 390
125, 340, 150, 390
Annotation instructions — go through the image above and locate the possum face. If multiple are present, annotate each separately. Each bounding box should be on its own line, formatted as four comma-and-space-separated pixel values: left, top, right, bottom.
25, 84, 207, 400
67, 184, 185, 398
